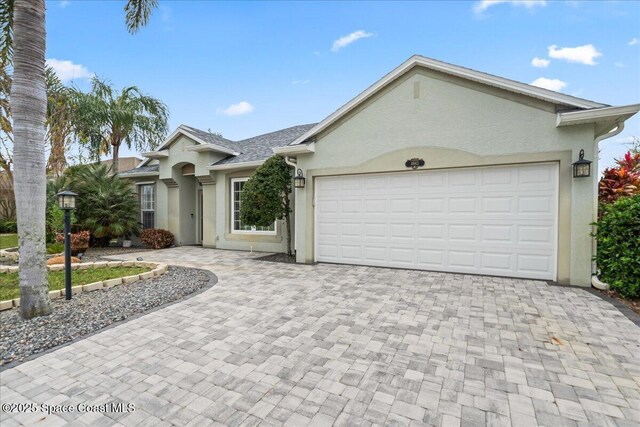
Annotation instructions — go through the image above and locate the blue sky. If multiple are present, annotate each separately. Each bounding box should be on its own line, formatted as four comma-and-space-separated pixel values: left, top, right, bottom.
47, 0, 640, 173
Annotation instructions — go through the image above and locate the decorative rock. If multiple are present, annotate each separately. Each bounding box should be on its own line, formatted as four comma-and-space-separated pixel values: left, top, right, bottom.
121, 274, 140, 284
121, 261, 134, 267
0, 300, 12, 311
139, 271, 154, 280
107, 261, 123, 267
151, 268, 164, 277
77, 263, 92, 270
0, 267, 210, 365
12, 298, 19, 308
103, 278, 122, 288
47, 256, 81, 265
8, 266, 18, 273
61, 286, 83, 297
82, 282, 104, 292
91, 261, 109, 269
48, 265, 64, 272
49, 290, 61, 299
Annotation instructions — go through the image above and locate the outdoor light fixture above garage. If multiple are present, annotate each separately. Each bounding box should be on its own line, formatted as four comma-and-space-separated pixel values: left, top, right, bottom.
294, 169, 306, 188
572, 149, 592, 178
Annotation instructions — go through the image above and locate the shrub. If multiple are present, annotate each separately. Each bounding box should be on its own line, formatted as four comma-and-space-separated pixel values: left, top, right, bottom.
0, 220, 17, 233
593, 195, 640, 298
139, 229, 174, 249
55, 230, 90, 247
48, 165, 141, 246
46, 242, 64, 254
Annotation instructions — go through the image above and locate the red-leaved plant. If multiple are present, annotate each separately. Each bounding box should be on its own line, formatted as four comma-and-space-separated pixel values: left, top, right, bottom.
599, 151, 640, 204
139, 229, 174, 250
55, 230, 91, 247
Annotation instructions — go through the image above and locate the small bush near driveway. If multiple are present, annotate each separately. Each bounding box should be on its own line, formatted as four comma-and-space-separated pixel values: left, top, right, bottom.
140, 228, 174, 249
593, 195, 640, 298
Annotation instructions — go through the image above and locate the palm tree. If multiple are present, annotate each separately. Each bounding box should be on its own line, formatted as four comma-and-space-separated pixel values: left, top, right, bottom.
10, 0, 50, 318
3, 0, 158, 319
45, 66, 76, 177
75, 77, 168, 173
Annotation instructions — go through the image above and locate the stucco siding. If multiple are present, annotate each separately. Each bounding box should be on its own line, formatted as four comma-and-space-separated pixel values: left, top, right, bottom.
295, 66, 598, 286
212, 169, 291, 254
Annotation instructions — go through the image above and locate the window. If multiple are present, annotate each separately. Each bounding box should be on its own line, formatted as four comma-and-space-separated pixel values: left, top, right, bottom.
231, 178, 276, 234
140, 184, 155, 229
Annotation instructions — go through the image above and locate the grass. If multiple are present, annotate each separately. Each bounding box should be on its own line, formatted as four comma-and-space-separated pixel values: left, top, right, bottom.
0, 266, 150, 301
0, 234, 18, 250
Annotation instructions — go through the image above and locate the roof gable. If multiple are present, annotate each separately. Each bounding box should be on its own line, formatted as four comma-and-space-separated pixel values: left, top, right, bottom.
289, 55, 608, 146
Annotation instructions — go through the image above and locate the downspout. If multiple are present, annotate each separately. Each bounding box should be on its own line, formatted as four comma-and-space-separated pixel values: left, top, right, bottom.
591, 121, 625, 290
283, 156, 298, 252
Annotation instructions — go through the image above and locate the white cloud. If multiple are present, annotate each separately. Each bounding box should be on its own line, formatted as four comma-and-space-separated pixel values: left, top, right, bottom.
45, 58, 93, 81
331, 30, 373, 52
217, 101, 254, 117
531, 77, 567, 92
547, 44, 602, 65
474, 0, 546, 13
629, 38, 640, 46
531, 57, 550, 68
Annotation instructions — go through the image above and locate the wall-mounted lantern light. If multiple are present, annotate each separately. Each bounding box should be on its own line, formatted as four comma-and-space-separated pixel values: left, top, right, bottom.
572, 149, 592, 178
294, 169, 306, 189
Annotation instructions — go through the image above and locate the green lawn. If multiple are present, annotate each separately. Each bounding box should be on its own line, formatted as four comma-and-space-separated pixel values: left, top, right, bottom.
0, 266, 150, 300
0, 234, 18, 250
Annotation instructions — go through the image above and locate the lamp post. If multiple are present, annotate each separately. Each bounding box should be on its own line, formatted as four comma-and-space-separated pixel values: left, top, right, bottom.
57, 190, 77, 300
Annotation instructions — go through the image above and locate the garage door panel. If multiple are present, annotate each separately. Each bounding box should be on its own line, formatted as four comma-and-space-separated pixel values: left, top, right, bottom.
315, 163, 558, 280
481, 252, 514, 271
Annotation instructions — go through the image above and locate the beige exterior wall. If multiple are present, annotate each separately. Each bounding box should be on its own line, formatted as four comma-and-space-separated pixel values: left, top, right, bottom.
294, 66, 598, 286
125, 135, 292, 253
212, 168, 291, 254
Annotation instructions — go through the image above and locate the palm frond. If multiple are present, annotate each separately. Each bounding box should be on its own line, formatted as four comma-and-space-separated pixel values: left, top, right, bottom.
0, 0, 13, 67
124, 0, 158, 34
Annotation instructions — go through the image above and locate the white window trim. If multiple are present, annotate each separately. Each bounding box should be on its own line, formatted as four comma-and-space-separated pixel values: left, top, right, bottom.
231, 178, 277, 235
140, 184, 155, 228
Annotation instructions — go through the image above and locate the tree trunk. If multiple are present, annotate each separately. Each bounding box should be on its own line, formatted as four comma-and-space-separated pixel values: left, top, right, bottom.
284, 194, 292, 256
12, 0, 51, 319
111, 142, 120, 174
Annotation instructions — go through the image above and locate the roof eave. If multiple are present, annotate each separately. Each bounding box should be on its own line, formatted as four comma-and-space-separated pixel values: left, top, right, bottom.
141, 150, 169, 159
186, 143, 239, 156
207, 160, 265, 171
119, 171, 160, 178
272, 142, 316, 155
556, 104, 640, 127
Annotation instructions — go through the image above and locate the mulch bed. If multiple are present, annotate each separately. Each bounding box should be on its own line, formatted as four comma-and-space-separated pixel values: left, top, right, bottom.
79, 245, 152, 262
256, 253, 296, 264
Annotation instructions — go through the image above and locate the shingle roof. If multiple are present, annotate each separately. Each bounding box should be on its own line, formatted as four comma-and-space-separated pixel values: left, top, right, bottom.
180, 125, 240, 153
212, 123, 317, 166
119, 164, 159, 175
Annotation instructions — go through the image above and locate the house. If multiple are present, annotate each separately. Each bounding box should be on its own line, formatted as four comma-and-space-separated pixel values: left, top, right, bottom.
95, 156, 142, 173
120, 55, 639, 286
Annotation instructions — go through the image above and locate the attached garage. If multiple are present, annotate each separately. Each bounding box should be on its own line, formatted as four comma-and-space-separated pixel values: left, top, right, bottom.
315, 163, 558, 280
274, 55, 639, 286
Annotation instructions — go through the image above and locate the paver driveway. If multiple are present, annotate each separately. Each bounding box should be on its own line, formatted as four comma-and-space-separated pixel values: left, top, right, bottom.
1, 247, 639, 427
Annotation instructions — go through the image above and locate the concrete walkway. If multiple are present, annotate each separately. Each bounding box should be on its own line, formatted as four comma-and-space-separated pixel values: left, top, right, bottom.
1, 247, 639, 426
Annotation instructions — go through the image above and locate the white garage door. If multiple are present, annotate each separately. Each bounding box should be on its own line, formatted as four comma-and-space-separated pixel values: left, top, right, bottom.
315, 163, 558, 280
